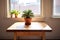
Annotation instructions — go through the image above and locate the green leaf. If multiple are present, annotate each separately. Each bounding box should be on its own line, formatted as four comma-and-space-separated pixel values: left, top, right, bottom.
22, 9, 34, 18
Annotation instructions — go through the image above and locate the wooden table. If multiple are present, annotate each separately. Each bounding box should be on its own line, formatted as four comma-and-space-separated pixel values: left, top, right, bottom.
6, 22, 52, 40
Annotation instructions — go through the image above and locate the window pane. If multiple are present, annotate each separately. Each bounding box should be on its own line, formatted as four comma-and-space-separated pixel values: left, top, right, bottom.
10, 0, 41, 18
53, 0, 60, 17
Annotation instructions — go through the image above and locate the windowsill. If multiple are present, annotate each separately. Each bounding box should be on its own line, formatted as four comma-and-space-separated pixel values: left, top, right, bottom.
7, 17, 45, 22
52, 16, 60, 18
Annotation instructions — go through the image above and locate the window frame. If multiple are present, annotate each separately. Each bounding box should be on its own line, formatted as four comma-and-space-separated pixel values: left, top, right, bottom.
7, 0, 44, 18
7, 0, 44, 19
53, 0, 60, 18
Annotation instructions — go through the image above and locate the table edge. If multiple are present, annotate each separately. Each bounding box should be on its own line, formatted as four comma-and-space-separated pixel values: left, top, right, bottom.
6, 30, 52, 32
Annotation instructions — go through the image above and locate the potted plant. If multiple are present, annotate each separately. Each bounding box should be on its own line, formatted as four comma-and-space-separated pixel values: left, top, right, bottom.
22, 9, 34, 25
10, 10, 20, 18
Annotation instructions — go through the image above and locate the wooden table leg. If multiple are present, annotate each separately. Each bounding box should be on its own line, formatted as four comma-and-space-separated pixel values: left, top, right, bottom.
42, 32, 45, 40
14, 32, 17, 40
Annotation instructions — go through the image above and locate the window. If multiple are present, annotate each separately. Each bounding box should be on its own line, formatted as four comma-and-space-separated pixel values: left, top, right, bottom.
7, 0, 42, 18
53, 0, 60, 18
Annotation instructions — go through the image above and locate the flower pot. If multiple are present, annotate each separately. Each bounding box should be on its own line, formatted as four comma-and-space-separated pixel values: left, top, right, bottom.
24, 18, 32, 25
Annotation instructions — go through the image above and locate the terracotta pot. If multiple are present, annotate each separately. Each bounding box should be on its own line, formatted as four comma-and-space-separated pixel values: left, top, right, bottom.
24, 18, 32, 25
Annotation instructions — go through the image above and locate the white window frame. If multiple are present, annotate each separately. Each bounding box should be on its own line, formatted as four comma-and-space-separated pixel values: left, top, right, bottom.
53, 0, 60, 18
7, 0, 44, 18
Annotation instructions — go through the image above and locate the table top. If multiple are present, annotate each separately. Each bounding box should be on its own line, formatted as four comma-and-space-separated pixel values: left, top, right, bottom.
7, 22, 52, 32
